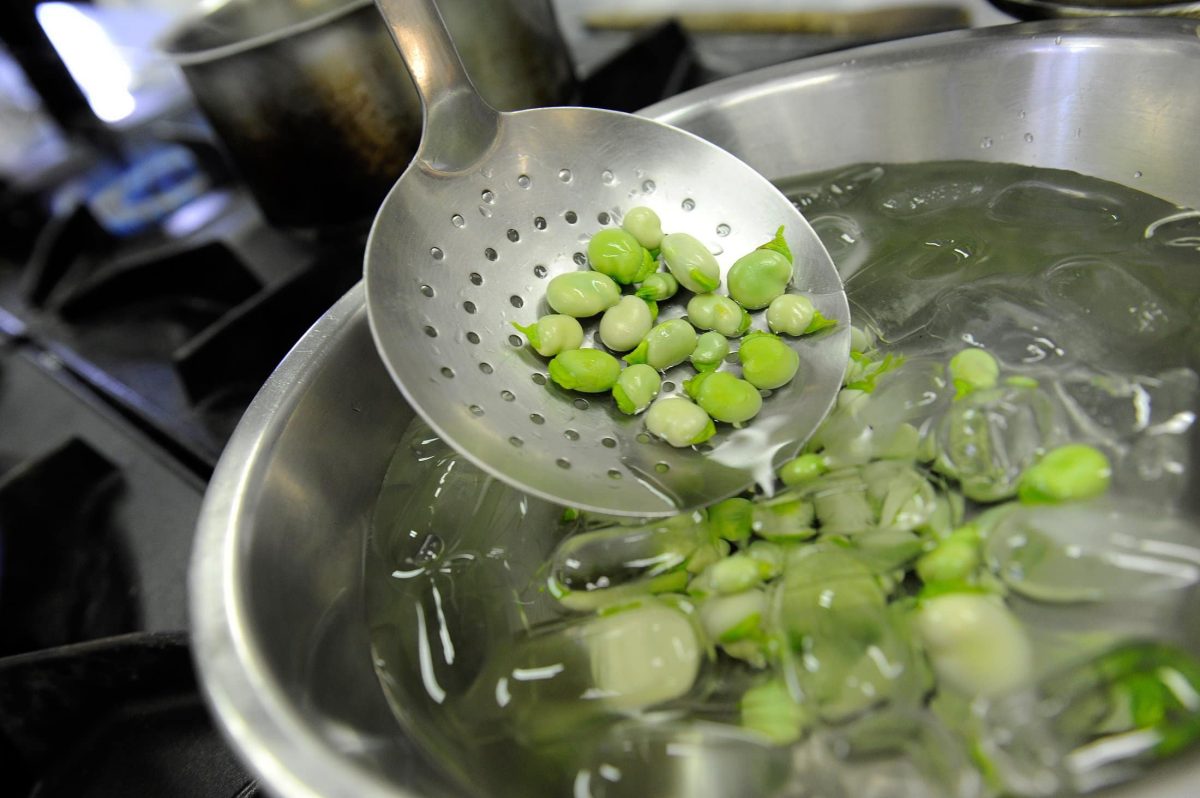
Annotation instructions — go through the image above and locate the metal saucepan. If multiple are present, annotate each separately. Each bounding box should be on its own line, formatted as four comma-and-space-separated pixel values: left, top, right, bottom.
160, 0, 575, 229
190, 18, 1200, 798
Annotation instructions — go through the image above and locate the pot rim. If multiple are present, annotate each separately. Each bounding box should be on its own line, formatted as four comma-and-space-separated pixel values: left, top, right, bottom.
159, 0, 375, 66
191, 17, 1200, 798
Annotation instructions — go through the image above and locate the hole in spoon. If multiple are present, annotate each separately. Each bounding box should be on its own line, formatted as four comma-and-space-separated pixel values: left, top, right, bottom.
517, 174, 531, 188
558, 168, 572, 183
534, 216, 547, 230
564, 211, 578, 225
452, 214, 465, 228
484, 248, 497, 261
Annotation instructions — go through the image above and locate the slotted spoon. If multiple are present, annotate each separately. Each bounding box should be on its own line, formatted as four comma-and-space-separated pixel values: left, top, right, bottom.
364, 0, 850, 517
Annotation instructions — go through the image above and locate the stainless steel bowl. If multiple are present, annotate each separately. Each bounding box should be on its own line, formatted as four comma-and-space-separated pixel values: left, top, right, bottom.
192, 18, 1200, 798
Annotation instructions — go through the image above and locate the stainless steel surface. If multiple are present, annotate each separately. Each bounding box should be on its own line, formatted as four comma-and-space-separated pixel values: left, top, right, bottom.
159, 0, 574, 228
193, 18, 1200, 798
365, 0, 849, 517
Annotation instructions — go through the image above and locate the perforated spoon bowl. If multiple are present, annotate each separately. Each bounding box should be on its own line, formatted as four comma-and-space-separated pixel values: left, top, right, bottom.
365, 0, 850, 517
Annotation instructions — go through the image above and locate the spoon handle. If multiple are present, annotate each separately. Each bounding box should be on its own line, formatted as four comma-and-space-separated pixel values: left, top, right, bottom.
374, 0, 499, 172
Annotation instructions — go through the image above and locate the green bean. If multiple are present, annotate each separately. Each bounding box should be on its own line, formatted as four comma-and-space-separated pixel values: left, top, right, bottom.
728, 248, 793, 310
707, 496, 753, 543
547, 349, 622, 393
949, 348, 1000, 398
587, 228, 654, 285
661, 232, 721, 293
511, 314, 584, 357
599, 295, 654, 352
690, 331, 730, 372
779, 453, 827, 486
546, 271, 621, 317
636, 272, 678, 302
645, 396, 716, 447
738, 332, 800, 390
686, 293, 751, 338
1017, 444, 1111, 505
612, 363, 661, 415
621, 206, 663, 250
691, 371, 762, 424
623, 319, 698, 371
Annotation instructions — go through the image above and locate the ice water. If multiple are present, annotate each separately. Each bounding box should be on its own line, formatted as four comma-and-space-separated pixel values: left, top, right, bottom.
365, 161, 1200, 797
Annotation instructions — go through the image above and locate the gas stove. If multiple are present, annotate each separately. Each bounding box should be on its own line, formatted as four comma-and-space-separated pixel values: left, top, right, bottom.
0, 10, 991, 797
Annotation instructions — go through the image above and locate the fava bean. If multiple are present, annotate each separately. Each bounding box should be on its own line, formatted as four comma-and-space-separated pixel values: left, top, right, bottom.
766, 294, 814, 336
690, 331, 730, 372
949, 348, 1000, 398
1017, 444, 1111, 505
599, 295, 654, 352
738, 332, 800, 390
612, 363, 661, 415
766, 294, 836, 337
779, 453, 827, 486
689, 371, 762, 424
661, 233, 721, 293
547, 349, 622, 393
636, 272, 678, 302
645, 396, 716, 447
708, 497, 753, 543
546, 271, 621, 317
511, 314, 584, 357
624, 319, 698, 371
728, 248, 792, 310
621, 206, 663, 250
687, 293, 751, 338
587, 228, 654, 285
